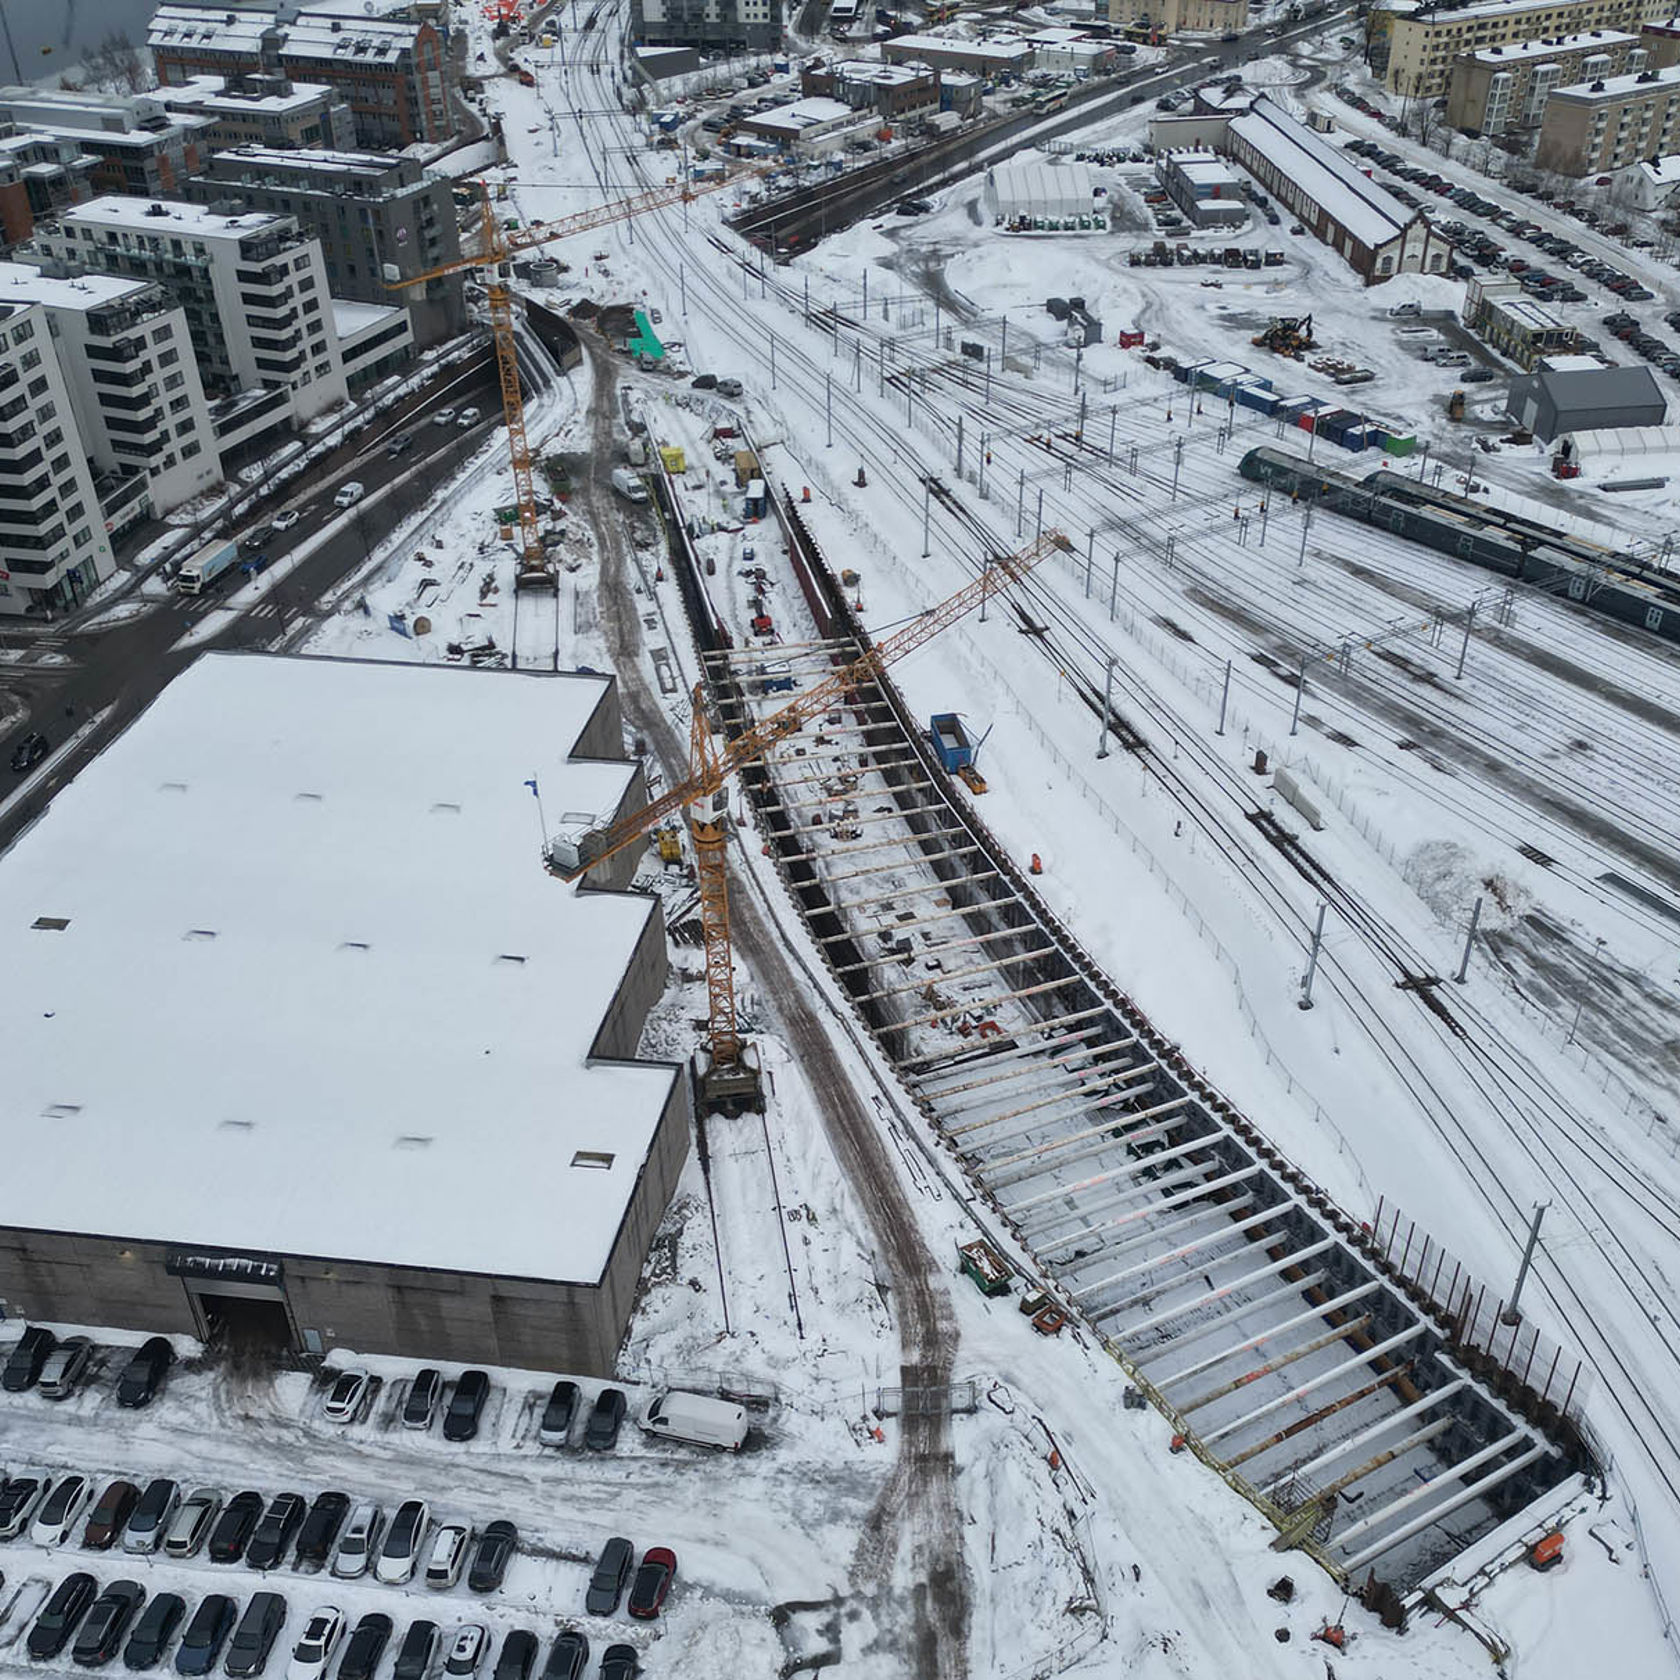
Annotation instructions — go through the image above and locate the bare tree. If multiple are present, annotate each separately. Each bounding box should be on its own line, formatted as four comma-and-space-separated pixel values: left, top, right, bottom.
80, 32, 152, 96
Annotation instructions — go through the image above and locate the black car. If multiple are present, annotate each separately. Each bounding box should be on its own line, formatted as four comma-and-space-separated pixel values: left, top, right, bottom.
540, 1632, 587, 1680
385, 433, 417, 458
467, 1520, 517, 1594
584, 1388, 626, 1451
244, 1493, 306, 1572
442, 1371, 489, 1442
585, 1538, 633, 1617
207, 1491, 266, 1564
123, 1592, 186, 1671
401, 1370, 442, 1431
115, 1338, 174, 1409
28, 1571, 99, 1660
172, 1596, 237, 1677
292, 1491, 350, 1569
8, 732, 51, 776
598, 1648, 638, 1680
224, 1594, 285, 1679
392, 1621, 438, 1680
690, 373, 717, 390
239, 526, 275, 556
2, 1323, 57, 1390
491, 1631, 537, 1680
73, 1580, 147, 1668
538, 1381, 579, 1447
337, 1616, 392, 1680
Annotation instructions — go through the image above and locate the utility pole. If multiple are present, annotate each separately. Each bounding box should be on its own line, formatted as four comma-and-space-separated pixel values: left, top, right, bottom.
825, 373, 833, 448
1289, 657, 1306, 736
770, 335, 776, 389
1454, 895, 1484, 984
1500, 1204, 1548, 1327
1108, 407, 1117, 462
1299, 901, 1327, 1010
955, 414, 964, 478
1085, 529, 1094, 595
679, 263, 686, 316
1097, 655, 1116, 758
1454, 600, 1478, 680
1216, 658, 1232, 736
1016, 468, 1025, 539
1109, 550, 1120, 620
1172, 436, 1183, 502
1034, 487, 1044, 544
1298, 499, 1313, 568
922, 478, 931, 558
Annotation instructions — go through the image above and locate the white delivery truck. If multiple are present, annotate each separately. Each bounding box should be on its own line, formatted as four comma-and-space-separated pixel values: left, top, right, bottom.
639, 1390, 749, 1451
610, 466, 649, 505
173, 537, 239, 595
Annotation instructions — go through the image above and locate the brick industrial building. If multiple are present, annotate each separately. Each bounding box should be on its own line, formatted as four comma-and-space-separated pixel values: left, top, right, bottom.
0, 655, 688, 1374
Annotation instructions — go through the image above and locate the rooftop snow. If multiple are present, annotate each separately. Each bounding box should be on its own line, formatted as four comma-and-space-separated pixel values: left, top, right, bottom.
0, 654, 676, 1286
883, 33, 1034, 62
1553, 61, 1680, 100
147, 4, 277, 53
58, 196, 295, 240
1637, 153, 1680, 183
153, 75, 341, 115
0, 260, 156, 311
331, 297, 405, 341
747, 97, 856, 131
1228, 98, 1416, 249
1467, 28, 1634, 62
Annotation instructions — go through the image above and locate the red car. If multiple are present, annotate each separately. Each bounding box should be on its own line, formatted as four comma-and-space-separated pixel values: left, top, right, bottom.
625, 1547, 676, 1620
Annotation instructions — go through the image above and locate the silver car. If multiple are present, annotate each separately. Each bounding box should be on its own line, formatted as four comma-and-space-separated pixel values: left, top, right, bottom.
164, 1487, 222, 1559
36, 1338, 93, 1401
330, 1502, 384, 1581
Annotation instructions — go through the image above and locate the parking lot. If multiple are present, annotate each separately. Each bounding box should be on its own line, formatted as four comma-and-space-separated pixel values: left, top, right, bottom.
0, 1332, 797, 1680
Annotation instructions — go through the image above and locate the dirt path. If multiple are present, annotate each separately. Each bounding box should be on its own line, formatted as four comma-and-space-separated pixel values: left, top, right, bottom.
580, 339, 970, 1677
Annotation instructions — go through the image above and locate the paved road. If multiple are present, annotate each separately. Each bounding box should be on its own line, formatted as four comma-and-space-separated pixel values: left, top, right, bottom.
0, 350, 501, 854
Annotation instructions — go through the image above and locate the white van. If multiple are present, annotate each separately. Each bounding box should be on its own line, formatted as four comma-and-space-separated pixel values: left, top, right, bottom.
639, 1390, 748, 1451
610, 466, 649, 505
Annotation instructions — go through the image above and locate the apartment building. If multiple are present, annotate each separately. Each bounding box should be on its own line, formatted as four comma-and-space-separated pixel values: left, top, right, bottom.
1383, 0, 1667, 96
1536, 59, 1680, 168
1445, 29, 1642, 131
29, 198, 347, 459
0, 130, 98, 251
0, 299, 115, 617
1637, 14, 1680, 63
0, 263, 218, 518
148, 5, 453, 149
186, 147, 463, 347
0, 88, 210, 205
151, 75, 356, 153
1107, 0, 1250, 33
629, 0, 785, 53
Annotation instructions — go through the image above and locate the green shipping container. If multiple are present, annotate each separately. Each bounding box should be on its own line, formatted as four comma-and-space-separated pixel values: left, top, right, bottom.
1383, 433, 1418, 457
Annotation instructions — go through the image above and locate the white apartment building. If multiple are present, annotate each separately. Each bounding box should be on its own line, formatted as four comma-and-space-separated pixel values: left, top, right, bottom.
29, 197, 347, 456
0, 262, 219, 518
0, 300, 113, 618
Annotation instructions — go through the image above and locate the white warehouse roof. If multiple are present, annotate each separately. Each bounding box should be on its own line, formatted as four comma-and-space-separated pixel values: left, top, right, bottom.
0, 654, 677, 1286
988, 160, 1100, 220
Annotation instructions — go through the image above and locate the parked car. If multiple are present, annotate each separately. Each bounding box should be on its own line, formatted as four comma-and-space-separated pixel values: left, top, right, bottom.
123, 1592, 186, 1671
39, 1337, 94, 1400
28, 1572, 99, 1660
715, 378, 743, 399
293, 1494, 350, 1571
0, 1475, 52, 1539
322, 1371, 370, 1425
166, 1490, 223, 1560
224, 1593, 287, 1678
489, 1632, 536, 1680
84, 1482, 141, 1551
540, 1632, 587, 1680
207, 1492, 266, 1564
467, 1522, 516, 1595
626, 1549, 676, 1621
35, 1473, 95, 1546
583, 1389, 626, 1451
73, 1580, 147, 1668
689, 374, 717, 390
597, 1648, 638, 1680
391, 1621, 438, 1680
375, 1501, 430, 1586
423, 1525, 470, 1591
2, 1325, 57, 1390
283, 1608, 343, 1680
443, 1626, 487, 1678
8, 732, 51, 776
330, 1504, 383, 1581
172, 1596, 238, 1678
442, 1372, 489, 1443
401, 1370, 442, 1431
115, 1338, 174, 1409
246, 1494, 307, 1573
537, 1382, 579, 1448
585, 1540, 633, 1617
455, 407, 481, 429
271, 511, 302, 533
335, 1616, 392, 1680
332, 482, 366, 510
124, 1479, 181, 1555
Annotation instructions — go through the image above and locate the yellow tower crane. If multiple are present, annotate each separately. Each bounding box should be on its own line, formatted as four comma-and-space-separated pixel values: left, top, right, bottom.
549, 529, 1071, 1114
390, 167, 763, 583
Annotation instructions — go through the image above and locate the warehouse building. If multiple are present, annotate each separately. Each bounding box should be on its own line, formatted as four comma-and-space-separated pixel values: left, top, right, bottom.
1445, 30, 1642, 133
1464, 276, 1582, 365
1160, 149, 1248, 227
882, 33, 1035, 76
1535, 60, 1680, 170
1221, 97, 1452, 282
801, 59, 942, 121
1508, 361, 1666, 436
739, 96, 874, 154
985, 161, 1106, 229
1381, 0, 1667, 95
0, 654, 688, 1375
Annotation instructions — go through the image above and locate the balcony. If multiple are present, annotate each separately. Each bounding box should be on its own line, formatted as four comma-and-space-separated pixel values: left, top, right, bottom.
236, 264, 291, 289
0, 421, 39, 453
91, 365, 151, 390
85, 338, 149, 364
105, 411, 163, 436
254, 351, 305, 375
0, 472, 52, 504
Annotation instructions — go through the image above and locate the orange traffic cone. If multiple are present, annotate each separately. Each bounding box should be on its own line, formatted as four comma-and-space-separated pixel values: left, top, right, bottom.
1029, 853, 1043, 875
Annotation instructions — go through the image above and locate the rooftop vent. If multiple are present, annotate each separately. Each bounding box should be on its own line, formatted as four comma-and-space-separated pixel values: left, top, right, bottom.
31, 916, 69, 931
42, 1104, 82, 1119
218, 1118, 254, 1132
571, 1150, 615, 1170
184, 928, 218, 941
394, 1135, 433, 1150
